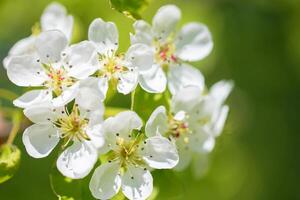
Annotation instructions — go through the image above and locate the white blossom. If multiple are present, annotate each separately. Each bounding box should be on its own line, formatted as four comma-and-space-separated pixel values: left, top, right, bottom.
22, 98, 105, 179
79, 18, 155, 96
3, 2, 73, 69
145, 80, 233, 171
131, 4, 213, 94
7, 30, 102, 108
89, 111, 178, 200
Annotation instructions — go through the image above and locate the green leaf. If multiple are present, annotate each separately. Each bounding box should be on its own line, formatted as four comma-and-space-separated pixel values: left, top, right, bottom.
109, 0, 150, 20
0, 144, 21, 184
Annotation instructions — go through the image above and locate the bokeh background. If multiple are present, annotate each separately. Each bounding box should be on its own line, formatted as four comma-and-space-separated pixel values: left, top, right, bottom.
0, 0, 300, 199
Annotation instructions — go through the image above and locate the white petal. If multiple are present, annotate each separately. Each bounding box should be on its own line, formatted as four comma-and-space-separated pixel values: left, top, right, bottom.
24, 103, 57, 124
41, 2, 74, 41
141, 136, 179, 169
7, 55, 46, 87
13, 89, 51, 108
7, 36, 36, 56
98, 77, 109, 99
36, 30, 68, 63
86, 125, 107, 153
189, 96, 220, 125
89, 161, 121, 200
76, 78, 105, 127
104, 111, 142, 137
4, 36, 37, 69
171, 85, 202, 114
88, 18, 118, 54
152, 5, 181, 40
130, 20, 153, 45
175, 23, 213, 61
51, 83, 79, 107
138, 64, 167, 93
103, 111, 143, 147
173, 111, 186, 121
145, 106, 168, 137
117, 70, 138, 95
125, 44, 154, 72
76, 77, 105, 110
173, 140, 192, 171
57, 141, 98, 179
168, 63, 204, 95
188, 129, 215, 153
211, 105, 229, 137
22, 124, 59, 158
122, 166, 153, 200
3, 56, 10, 69
209, 80, 234, 106
66, 41, 98, 79
87, 108, 105, 129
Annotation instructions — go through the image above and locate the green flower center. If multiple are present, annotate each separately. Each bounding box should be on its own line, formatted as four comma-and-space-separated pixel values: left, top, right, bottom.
96, 54, 128, 80
54, 104, 89, 147
42, 64, 76, 97
108, 136, 145, 169
153, 38, 178, 71
167, 116, 190, 142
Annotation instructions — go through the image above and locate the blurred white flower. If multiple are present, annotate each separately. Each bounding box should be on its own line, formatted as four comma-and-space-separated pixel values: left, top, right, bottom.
145, 80, 233, 171
3, 2, 73, 69
131, 4, 213, 94
7, 30, 102, 108
78, 18, 155, 96
22, 99, 105, 179
89, 111, 178, 200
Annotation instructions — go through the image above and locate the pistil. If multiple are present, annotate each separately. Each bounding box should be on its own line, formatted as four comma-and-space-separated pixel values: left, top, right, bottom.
42, 64, 76, 96
53, 104, 89, 147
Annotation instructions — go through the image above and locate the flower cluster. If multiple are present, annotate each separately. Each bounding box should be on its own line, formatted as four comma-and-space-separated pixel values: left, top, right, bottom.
4, 2, 233, 200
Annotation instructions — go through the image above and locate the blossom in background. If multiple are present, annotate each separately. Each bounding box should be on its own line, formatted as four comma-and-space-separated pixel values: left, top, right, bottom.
7, 30, 103, 108
22, 98, 105, 179
145, 80, 233, 170
89, 111, 178, 200
3, 2, 73, 69
80, 18, 155, 96
131, 4, 213, 94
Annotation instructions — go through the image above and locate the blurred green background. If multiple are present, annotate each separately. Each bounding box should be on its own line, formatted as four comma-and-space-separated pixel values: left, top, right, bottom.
0, 0, 300, 199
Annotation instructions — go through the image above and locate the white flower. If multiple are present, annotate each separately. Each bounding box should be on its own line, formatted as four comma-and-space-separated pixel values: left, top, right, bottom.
22, 97, 105, 179
145, 80, 233, 171
131, 4, 213, 94
85, 18, 154, 96
7, 30, 101, 108
89, 111, 178, 200
3, 2, 73, 69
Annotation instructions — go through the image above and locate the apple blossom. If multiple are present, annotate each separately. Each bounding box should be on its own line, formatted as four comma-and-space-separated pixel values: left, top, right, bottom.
131, 4, 212, 94
7, 30, 102, 108
22, 99, 105, 179
145, 80, 233, 171
89, 111, 178, 200
82, 18, 155, 96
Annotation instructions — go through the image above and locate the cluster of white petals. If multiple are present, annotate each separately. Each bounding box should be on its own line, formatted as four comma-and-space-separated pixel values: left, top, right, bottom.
4, 2, 233, 200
